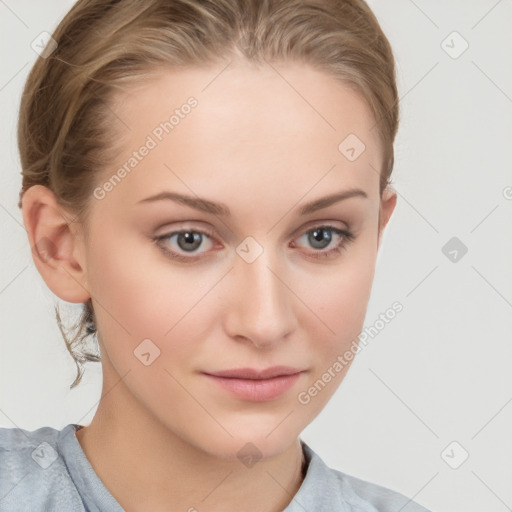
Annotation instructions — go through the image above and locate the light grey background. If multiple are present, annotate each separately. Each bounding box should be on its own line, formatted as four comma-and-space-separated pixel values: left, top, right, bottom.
1, 1, 511, 511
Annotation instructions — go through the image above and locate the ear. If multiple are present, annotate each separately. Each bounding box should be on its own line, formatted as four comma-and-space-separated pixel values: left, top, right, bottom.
21, 185, 90, 303
377, 185, 397, 250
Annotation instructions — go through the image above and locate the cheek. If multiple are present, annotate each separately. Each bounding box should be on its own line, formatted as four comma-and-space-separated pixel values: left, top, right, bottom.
86, 225, 185, 332
85, 227, 221, 365
299, 235, 377, 343
292, 241, 377, 414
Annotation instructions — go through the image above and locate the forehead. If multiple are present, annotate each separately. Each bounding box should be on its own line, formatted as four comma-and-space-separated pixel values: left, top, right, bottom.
100, 61, 382, 209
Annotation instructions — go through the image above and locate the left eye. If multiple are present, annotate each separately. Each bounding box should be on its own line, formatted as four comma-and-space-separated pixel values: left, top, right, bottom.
154, 224, 355, 262
292, 225, 355, 259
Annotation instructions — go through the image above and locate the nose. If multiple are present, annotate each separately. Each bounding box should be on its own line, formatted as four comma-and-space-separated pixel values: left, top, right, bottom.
223, 247, 297, 349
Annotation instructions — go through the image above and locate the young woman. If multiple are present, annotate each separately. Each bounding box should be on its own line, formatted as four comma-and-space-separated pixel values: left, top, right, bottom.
0, 0, 430, 510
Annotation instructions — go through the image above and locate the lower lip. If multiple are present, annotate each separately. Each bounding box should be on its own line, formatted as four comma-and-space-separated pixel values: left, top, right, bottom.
203, 372, 304, 401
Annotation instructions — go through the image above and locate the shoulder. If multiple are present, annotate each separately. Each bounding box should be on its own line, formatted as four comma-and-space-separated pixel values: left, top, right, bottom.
286, 441, 431, 512
330, 468, 431, 512
0, 424, 84, 512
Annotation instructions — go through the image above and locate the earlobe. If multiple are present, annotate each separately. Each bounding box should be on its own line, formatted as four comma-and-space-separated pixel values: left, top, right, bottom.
21, 185, 91, 303
377, 186, 397, 250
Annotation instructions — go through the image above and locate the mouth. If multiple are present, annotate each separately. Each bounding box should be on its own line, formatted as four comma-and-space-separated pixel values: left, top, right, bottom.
204, 366, 304, 379
202, 366, 305, 401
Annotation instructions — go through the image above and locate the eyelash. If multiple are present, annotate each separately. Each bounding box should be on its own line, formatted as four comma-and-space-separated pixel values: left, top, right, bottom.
153, 224, 355, 263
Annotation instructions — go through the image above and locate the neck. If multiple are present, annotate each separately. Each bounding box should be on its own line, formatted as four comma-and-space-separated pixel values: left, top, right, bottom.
75, 369, 307, 512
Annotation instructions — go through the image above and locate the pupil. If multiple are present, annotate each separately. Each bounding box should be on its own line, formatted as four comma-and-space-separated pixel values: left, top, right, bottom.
178, 231, 201, 251
310, 228, 331, 249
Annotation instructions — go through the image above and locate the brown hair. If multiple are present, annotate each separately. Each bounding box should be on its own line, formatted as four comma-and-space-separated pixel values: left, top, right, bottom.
17, 0, 399, 389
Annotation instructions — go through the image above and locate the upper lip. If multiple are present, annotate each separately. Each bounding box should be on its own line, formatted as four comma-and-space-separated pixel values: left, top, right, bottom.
204, 366, 304, 380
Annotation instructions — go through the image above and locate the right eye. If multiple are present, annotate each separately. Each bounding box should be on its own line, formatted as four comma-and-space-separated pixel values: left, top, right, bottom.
153, 227, 218, 262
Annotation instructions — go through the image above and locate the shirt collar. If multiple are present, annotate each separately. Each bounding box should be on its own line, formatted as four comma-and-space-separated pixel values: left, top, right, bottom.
59, 424, 369, 512
282, 439, 359, 512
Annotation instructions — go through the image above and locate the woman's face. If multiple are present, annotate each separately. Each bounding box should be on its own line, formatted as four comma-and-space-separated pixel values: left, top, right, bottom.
76, 60, 395, 460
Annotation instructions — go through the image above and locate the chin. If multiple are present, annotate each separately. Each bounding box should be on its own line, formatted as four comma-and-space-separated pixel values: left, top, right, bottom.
196, 427, 298, 464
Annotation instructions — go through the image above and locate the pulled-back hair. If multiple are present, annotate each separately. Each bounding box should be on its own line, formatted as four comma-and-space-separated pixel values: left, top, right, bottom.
17, 0, 399, 388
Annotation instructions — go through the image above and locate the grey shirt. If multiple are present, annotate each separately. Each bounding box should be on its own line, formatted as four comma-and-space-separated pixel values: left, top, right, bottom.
0, 424, 430, 511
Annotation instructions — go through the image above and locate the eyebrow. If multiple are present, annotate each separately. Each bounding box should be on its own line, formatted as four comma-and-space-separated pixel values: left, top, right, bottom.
137, 188, 368, 216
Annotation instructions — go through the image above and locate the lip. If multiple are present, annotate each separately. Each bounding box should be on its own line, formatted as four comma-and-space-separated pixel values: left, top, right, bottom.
204, 366, 304, 379
202, 366, 305, 402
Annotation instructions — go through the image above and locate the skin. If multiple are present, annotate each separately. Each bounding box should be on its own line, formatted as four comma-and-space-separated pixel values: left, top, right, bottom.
22, 58, 396, 512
